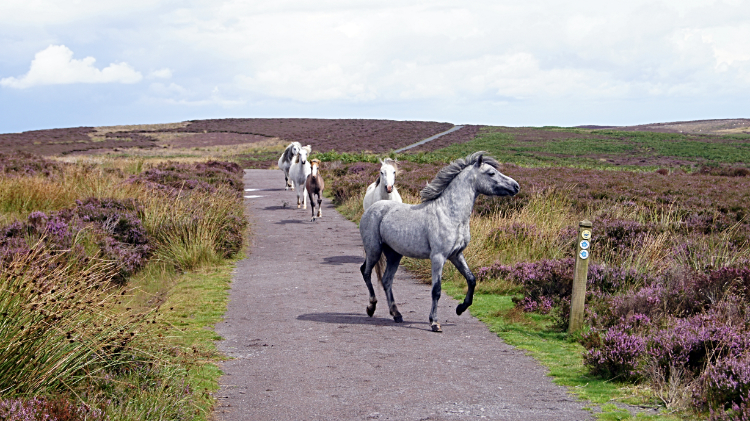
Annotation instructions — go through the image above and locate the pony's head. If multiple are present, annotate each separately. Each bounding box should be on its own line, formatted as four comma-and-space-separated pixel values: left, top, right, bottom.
291, 143, 301, 156
471, 153, 519, 198
379, 158, 398, 193
420, 152, 518, 201
296, 145, 312, 164
310, 159, 321, 175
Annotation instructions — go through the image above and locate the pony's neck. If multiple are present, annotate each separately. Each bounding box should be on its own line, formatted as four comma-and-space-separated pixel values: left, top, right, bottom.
432, 169, 477, 221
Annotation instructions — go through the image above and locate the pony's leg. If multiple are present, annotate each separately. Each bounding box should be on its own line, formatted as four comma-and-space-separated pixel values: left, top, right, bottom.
302, 188, 307, 209
428, 254, 447, 332
381, 246, 403, 323
297, 192, 301, 208
308, 190, 315, 220
316, 194, 322, 218
360, 248, 381, 317
449, 252, 476, 316
284, 173, 289, 190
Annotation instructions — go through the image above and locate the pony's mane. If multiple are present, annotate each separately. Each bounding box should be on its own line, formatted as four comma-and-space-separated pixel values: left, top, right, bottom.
282, 142, 302, 162
419, 152, 500, 202
381, 158, 398, 174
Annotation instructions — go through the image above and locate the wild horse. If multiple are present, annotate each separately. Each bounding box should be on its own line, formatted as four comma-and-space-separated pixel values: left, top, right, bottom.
305, 159, 325, 221
359, 152, 519, 332
277, 141, 302, 190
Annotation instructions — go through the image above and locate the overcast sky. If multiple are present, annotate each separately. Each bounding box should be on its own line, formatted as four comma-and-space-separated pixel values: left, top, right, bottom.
1, 0, 748, 133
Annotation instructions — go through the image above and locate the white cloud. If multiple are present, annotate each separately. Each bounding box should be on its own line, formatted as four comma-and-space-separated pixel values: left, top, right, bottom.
0, 45, 142, 89
149, 68, 173, 79
2, 0, 750, 130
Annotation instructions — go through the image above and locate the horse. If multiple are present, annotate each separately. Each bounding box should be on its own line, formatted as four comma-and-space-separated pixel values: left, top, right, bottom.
288, 145, 312, 209
359, 152, 519, 332
363, 158, 402, 210
305, 159, 325, 221
362, 158, 402, 289
278, 141, 303, 190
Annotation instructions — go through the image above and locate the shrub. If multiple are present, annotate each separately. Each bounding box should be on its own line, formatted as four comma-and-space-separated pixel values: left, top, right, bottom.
127, 161, 244, 195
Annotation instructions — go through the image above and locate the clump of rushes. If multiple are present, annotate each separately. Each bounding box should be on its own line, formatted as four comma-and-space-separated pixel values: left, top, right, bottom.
0, 244, 147, 395
140, 185, 246, 271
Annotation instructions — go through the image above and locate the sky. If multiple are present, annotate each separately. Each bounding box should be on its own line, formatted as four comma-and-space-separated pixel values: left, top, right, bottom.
1, 0, 749, 133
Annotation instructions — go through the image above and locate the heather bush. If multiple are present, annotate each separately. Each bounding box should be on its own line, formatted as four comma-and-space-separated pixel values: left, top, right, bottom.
0, 198, 151, 282
0, 152, 63, 178
127, 160, 244, 195
0, 395, 105, 421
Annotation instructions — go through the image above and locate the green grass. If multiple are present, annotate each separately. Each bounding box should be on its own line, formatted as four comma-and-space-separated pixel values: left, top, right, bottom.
418, 127, 750, 169
147, 259, 239, 414
310, 126, 750, 171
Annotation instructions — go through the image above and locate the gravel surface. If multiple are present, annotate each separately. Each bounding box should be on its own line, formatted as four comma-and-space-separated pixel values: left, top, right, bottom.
214, 169, 592, 421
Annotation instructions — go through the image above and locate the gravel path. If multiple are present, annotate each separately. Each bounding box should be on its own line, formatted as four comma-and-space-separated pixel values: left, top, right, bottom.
214, 169, 591, 421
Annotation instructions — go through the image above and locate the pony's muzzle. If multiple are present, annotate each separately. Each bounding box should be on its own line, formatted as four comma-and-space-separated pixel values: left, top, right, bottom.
386, 185, 393, 193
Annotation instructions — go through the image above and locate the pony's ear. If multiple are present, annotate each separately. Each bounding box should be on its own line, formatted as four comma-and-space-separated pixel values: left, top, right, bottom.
474, 154, 484, 168
379, 158, 384, 165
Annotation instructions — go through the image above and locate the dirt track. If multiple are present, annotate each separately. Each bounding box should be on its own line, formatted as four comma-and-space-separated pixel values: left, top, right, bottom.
214, 169, 591, 421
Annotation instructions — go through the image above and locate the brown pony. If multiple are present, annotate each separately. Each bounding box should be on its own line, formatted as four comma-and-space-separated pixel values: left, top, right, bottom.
305, 159, 325, 221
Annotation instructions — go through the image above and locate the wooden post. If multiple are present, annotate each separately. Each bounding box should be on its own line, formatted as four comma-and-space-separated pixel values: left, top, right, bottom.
569, 220, 592, 334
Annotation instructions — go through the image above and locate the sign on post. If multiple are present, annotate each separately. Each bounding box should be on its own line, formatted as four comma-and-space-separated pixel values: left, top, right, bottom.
569, 220, 592, 334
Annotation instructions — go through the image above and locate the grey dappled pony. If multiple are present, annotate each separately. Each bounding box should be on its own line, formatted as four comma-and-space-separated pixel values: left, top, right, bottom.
359, 152, 520, 332
278, 141, 302, 190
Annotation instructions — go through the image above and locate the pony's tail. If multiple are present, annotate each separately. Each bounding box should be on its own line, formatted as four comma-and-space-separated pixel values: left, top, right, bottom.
374, 253, 387, 288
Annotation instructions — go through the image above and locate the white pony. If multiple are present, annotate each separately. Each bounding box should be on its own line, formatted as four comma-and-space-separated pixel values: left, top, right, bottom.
278, 141, 303, 190
363, 158, 402, 210
362, 158, 402, 289
288, 145, 312, 209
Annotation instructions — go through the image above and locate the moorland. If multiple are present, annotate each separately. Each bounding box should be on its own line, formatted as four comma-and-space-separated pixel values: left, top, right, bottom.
1, 117, 750, 420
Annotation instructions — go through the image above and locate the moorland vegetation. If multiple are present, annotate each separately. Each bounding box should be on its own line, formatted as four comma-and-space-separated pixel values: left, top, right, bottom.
0, 152, 246, 420
3, 119, 750, 420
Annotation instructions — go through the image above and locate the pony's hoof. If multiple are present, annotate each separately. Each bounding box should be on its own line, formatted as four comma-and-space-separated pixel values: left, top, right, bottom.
366, 305, 376, 317
431, 322, 442, 333
297, 204, 301, 209
317, 211, 322, 218
456, 303, 468, 315
393, 314, 403, 323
